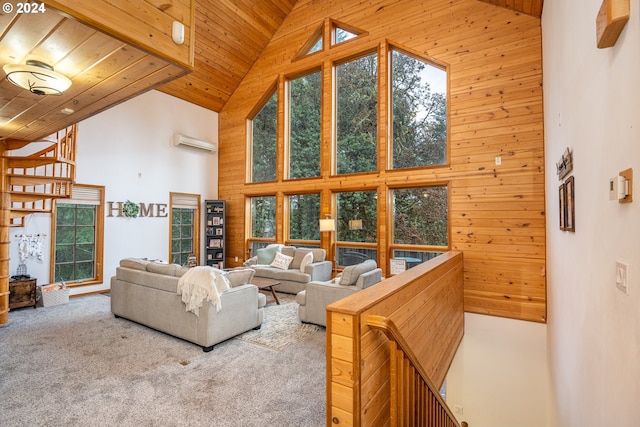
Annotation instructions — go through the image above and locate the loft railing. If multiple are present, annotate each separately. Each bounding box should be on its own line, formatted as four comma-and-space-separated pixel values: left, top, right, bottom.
367, 314, 467, 427
326, 251, 465, 426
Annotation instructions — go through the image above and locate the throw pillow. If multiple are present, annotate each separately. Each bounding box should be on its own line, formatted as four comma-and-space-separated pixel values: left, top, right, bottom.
256, 244, 280, 265
147, 262, 178, 276
120, 258, 148, 270
339, 259, 377, 286
290, 248, 312, 270
299, 251, 314, 273
270, 252, 293, 270
175, 266, 191, 277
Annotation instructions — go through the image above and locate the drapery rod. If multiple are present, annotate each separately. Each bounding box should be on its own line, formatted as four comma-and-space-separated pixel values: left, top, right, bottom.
14, 233, 47, 238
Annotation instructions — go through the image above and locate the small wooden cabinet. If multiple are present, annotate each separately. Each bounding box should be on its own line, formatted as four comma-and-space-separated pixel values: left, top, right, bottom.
9, 278, 37, 310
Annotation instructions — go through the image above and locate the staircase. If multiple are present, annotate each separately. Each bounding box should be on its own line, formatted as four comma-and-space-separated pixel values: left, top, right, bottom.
4, 125, 77, 226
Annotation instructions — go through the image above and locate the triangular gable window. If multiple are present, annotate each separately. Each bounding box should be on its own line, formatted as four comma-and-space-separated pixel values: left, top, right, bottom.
334, 27, 358, 45
331, 21, 365, 46
296, 24, 323, 58
297, 20, 368, 59
308, 36, 323, 54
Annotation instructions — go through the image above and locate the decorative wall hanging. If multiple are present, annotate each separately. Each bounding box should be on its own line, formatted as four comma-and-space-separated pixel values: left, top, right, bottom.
565, 176, 575, 232
559, 183, 566, 231
556, 148, 573, 180
106, 201, 168, 218
559, 176, 575, 232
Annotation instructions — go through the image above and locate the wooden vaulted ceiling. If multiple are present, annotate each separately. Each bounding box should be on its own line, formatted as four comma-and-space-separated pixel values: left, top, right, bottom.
160, 0, 543, 112
158, 0, 298, 112
0, 0, 542, 143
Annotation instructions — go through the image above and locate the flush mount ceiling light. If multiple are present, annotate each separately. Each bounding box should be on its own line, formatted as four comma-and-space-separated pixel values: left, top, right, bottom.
3, 60, 72, 95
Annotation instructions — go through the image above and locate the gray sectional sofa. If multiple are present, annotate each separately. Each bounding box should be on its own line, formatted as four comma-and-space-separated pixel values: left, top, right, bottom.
244, 245, 333, 294
110, 258, 265, 351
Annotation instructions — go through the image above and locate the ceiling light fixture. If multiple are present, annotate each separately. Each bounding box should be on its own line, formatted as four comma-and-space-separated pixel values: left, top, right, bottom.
3, 60, 72, 96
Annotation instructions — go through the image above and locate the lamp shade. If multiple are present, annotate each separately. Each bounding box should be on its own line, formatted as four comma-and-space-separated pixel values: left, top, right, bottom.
319, 218, 336, 232
3, 60, 72, 96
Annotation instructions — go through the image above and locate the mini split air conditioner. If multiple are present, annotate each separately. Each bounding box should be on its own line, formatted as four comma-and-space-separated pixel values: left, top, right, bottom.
173, 133, 216, 153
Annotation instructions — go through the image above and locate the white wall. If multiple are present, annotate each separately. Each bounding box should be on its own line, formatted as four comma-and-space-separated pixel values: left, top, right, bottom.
446, 313, 548, 427
543, 1, 640, 426
9, 90, 219, 296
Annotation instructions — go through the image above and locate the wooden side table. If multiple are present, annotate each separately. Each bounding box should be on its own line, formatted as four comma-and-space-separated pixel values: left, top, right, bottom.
9, 278, 37, 310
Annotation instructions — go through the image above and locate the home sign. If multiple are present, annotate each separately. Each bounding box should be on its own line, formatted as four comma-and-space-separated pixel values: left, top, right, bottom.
107, 200, 168, 218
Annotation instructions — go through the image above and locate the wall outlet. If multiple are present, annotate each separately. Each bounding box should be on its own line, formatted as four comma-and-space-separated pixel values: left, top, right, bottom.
234, 256, 239, 262
616, 261, 629, 294
495, 156, 502, 165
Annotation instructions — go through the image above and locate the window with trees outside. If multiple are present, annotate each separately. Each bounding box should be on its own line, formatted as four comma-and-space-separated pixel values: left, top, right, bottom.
249, 195, 276, 255
52, 184, 104, 285
288, 193, 320, 243
391, 49, 447, 169
391, 185, 448, 267
336, 53, 378, 175
250, 91, 277, 183
169, 192, 200, 266
336, 190, 378, 266
246, 38, 450, 271
288, 71, 321, 179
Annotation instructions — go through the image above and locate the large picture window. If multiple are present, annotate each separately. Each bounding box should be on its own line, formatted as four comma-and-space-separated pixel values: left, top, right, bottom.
169, 192, 200, 266
288, 71, 321, 179
392, 185, 448, 247
391, 49, 447, 169
336, 53, 378, 175
52, 184, 104, 285
250, 91, 277, 183
336, 190, 378, 266
288, 193, 320, 242
249, 195, 276, 256
244, 40, 451, 272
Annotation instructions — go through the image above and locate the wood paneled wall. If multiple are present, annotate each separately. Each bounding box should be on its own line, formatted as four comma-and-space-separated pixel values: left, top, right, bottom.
327, 251, 465, 426
44, 0, 195, 69
218, 0, 545, 323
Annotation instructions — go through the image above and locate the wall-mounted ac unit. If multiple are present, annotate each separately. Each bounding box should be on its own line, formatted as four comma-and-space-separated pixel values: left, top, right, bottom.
173, 133, 216, 153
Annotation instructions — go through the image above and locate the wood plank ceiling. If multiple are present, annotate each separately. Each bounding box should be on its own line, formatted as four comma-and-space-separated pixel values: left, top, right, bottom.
158, 0, 298, 112
0, 0, 542, 143
159, 0, 543, 112
478, 0, 544, 18
0, 7, 190, 142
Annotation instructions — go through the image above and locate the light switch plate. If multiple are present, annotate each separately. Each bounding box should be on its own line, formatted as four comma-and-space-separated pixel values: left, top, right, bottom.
616, 261, 629, 294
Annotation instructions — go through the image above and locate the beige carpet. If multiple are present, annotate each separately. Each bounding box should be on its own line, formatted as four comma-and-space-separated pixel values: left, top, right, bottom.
0, 293, 326, 426
236, 293, 321, 350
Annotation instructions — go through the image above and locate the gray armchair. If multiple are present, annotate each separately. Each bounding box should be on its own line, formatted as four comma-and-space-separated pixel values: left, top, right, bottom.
296, 259, 382, 326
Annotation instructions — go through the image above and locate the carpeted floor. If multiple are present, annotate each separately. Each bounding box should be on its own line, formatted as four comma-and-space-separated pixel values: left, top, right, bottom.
0, 293, 326, 427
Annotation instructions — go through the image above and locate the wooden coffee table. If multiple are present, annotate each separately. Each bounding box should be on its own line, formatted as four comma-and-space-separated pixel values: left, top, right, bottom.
251, 277, 281, 305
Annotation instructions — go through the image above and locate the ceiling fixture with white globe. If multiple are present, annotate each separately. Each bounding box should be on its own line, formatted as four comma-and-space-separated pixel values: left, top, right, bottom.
3, 60, 72, 96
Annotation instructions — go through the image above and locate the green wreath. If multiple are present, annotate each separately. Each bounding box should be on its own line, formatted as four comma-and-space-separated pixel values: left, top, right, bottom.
123, 200, 139, 218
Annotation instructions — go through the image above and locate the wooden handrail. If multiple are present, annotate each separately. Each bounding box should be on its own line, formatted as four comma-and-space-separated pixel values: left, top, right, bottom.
368, 314, 466, 427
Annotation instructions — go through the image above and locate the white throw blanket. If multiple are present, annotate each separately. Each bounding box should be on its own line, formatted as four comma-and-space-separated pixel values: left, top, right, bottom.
177, 266, 230, 316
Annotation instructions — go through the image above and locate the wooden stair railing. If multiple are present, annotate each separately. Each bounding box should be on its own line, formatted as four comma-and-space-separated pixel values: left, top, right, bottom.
367, 314, 468, 427
4, 124, 76, 225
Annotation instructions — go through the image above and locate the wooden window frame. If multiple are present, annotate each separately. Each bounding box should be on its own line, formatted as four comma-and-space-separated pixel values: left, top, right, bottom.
169, 192, 201, 266
50, 184, 104, 287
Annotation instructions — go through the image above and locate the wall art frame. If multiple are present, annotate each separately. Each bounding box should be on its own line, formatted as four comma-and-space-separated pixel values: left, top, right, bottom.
565, 176, 575, 232
559, 182, 566, 231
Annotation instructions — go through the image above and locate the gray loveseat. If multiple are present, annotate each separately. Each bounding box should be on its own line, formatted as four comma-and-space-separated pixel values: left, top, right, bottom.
110, 258, 265, 352
244, 245, 332, 294
296, 259, 383, 327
